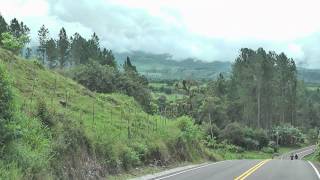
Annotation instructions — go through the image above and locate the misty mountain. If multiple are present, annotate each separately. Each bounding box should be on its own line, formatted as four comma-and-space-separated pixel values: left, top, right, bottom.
115, 51, 320, 83
114, 51, 232, 80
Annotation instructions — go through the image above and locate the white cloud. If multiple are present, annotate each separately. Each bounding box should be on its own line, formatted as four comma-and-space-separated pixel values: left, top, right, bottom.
1, 0, 320, 67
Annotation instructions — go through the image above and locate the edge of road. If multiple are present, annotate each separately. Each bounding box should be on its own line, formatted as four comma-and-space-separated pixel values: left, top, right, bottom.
277, 145, 316, 160
129, 160, 228, 180
131, 145, 317, 180
308, 161, 320, 179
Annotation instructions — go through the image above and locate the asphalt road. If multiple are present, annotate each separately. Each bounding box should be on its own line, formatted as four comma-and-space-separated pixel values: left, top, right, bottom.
146, 145, 319, 180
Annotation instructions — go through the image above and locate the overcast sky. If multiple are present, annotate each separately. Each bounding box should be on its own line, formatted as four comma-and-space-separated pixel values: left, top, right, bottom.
1, 0, 320, 67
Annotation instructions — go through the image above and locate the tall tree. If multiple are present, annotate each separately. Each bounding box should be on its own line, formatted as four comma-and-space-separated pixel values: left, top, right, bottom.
37, 25, 49, 64
70, 33, 88, 65
25, 47, 32, 59
46, 38, 57, 69
57, 27, 69, 68
0, 13, 8, 45
87, 32, 100, 60
9, 18, 30, 38
100, 48, 116, 68
124, 56, 137, 73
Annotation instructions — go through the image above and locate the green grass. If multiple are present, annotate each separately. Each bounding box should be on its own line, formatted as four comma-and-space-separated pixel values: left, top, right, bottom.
303, 153, 316, 161
0, 48, 211, 179
278, 146, 300, 154
0, 48, 310, 179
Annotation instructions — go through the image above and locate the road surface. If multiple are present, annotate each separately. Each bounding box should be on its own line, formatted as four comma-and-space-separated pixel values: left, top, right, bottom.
135, 145, 319, 180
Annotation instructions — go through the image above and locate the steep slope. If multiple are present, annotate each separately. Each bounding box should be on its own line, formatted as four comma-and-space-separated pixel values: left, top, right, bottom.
0, 48, 209, 179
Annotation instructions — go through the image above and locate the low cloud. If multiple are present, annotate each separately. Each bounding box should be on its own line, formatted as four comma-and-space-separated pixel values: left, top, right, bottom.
2, 0, 320, 68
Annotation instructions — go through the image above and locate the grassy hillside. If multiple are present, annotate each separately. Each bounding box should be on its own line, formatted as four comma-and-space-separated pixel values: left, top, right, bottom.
0, 48, 210, 179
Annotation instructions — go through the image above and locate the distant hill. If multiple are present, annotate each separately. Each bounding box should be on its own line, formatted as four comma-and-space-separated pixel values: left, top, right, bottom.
115, 51, 320, 83
297, 67, 320, 83
114, 51, 232, 80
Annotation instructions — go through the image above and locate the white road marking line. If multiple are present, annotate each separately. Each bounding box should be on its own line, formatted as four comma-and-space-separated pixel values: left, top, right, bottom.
154, 160, 228, 180
308, 161, 320, 180
298, 148, 315, 155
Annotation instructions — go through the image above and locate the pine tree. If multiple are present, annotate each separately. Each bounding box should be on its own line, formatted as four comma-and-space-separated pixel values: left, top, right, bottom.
9, 18, 30, 38
70, 33, 88, 65
46, 38, 57, 69
57, 27, 69, 68
124, 56, 137, 72
87, 32, 100, 60
0, 14, 8, 45
37, 25, 49, 64
25, 47, 32, 59
100, 48, 116, 67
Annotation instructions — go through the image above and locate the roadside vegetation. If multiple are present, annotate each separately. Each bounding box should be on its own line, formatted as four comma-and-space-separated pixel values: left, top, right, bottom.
0, 13, 319, 179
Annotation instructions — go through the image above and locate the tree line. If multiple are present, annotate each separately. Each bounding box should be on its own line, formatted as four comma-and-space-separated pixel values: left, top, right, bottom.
158, 48, 317, 130
0, 13, 153, 113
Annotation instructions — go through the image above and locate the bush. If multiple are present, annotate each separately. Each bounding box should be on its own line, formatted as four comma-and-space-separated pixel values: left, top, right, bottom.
261, 147, 274, 154
119, 146, 141, 170
271, 125, 306, 146
1, 32, 29, 54
0, 64, 14, 147
243, 138, 259, 150
176, 116, 203, 144
72, 61, 153, 113
0, 64, 13, 120
73, 60, 117, 93
36, 99, 54, 127
146, 140, 170, 165
253, 128, 269, 149
220, 122, 245, 147
202, 122, 220, 139
221, 123, 269, 150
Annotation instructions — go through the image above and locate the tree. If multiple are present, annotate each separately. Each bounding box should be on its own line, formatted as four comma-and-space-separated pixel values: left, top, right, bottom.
57, 27, 69, 68
87, 32, 100, 60
46, 38, 57, 69
9, 18, 30, 39
37, 25, 49, 64
0, 14, 8, 45
198, 96, 228, 127
7, 18, 30, 54
100, 48, 116, 68
25, 47, 32, 59
1, 32, 29, 54
124, 56, 137, 72
73, 60, 116, 93
70, 33, 88, 65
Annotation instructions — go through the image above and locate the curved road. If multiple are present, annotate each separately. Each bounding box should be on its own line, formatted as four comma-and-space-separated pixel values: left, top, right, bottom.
135, 145, 319, 180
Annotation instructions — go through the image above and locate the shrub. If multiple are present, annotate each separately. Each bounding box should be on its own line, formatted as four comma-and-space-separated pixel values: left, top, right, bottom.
271, 125, 306, 146
0, 64, 14, 147
146, 140, 170, 165
176, 116, 203, 144
243, 138, 259, 150
261, 147, 274, 154
36, 99, 54, 127
253, 128, 269, 149
202, 122, 220, 139
220, 122, 245, 147
1, 32, 29, 54
0, 64, 13, 120
130, 142, 148, 163
119, 146, 141, 170
73, 60, 117, 93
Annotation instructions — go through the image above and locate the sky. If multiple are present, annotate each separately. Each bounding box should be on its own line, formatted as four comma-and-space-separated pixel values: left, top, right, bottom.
1, 0, 320, 68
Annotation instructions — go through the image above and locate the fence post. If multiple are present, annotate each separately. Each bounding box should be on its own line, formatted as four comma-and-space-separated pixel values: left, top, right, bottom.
92, 100, 95, 129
